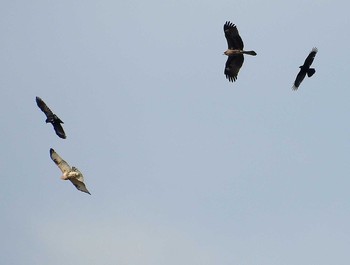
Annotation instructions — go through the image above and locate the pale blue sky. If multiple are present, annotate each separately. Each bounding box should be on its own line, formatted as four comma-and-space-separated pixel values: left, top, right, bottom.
1, 0, 350, 264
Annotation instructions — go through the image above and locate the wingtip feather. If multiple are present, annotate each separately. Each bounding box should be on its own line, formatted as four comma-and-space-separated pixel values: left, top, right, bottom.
224, 21, 236, 31
35, 96, 43, 106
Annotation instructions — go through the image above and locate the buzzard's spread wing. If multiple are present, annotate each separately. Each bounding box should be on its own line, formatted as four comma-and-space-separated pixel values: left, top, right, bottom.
50, 148, 71, 174
224, 21, 244, 50
36, 96, 54, 118
69, 167, 91, 194
293, 70, 306, 90
224, 54, 244, 82
303, 47, 318, 68
69, 178, 91, 194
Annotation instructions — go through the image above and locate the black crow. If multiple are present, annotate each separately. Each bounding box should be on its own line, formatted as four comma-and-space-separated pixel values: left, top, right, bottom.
36, 97, 66, 139
293, 47, 318, 90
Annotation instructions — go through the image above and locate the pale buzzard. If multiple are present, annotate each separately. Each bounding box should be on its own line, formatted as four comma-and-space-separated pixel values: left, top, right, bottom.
50, 148, 91, 195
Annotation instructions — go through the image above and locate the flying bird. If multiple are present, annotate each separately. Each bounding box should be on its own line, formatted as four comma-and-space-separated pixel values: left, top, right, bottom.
223, 21, 257, 82
50, 148, 91, 195
36, 97, 66, 139
292, 47, 318, 90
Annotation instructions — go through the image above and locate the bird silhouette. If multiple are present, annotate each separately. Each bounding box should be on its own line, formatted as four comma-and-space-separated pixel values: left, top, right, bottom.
293, 47, 318, 90
223, 21, 257, 82
36, 97, 66, 139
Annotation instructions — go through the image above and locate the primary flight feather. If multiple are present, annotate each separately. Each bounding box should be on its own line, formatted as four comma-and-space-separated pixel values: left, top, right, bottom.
36, 97, 66, 139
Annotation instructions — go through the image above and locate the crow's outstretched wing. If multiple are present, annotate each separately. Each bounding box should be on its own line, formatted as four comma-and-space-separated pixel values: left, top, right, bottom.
52, 122, 66, 139
36, 96, 54, 118
50, 148, 71, 174
224, 54, 244, 82
293, 70, 306, 90
303, 47, 318, 68
224, 21, 244, 50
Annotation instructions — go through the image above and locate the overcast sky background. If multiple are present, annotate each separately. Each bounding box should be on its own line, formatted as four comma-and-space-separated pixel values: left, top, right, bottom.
1, 0, 350, 264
